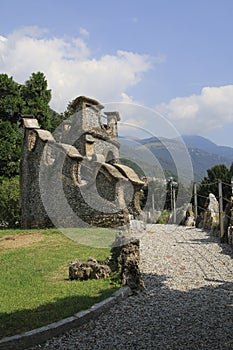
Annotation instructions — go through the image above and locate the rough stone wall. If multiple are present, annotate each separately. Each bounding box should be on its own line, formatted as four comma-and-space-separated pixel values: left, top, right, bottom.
109, 234, 145, 292
96, 170, 117, 202
91, 138, 119, 163
65, 97, 120, 162
20, 127, 55, 228
20, 97, 144, 229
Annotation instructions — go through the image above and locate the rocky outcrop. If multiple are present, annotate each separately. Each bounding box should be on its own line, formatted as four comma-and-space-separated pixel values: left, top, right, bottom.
177, 204, 195, 226
203, 193, 219, 230
108, 234, 144, 292
69, 233, 144, 293
169, 204, 195, 226
69, 258, 111, 281
224, 196, 233, 246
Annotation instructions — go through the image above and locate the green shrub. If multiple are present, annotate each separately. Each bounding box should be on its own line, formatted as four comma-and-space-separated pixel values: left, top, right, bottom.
157, 210, 171, 224
0, 176, 20, 228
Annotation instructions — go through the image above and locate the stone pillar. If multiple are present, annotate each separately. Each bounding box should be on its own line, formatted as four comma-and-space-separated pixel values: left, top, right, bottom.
105, 111, 120, 138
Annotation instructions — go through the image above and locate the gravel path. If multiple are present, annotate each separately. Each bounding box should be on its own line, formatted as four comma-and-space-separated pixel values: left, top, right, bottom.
30, 225, 233, 350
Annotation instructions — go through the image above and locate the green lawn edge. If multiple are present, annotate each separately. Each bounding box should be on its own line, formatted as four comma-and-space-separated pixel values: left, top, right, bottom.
0, 228, 120, 338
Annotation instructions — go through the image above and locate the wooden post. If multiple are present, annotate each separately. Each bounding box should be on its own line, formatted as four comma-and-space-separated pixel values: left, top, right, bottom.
194, 182, 198, 223
170, 182, 173, 212
218, 180, 224, 242
173, 187, 176, 224
152, 193, 155, 214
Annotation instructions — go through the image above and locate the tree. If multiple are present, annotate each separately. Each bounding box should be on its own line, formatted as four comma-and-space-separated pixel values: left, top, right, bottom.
62, 99, 76, 119
0, 72, 63, 181
0, 176, 20, 228
0, 120, 22, 179
0, 72, 56, 229
229, 162, 233, 178
197, 164, 232, 210
0, 72, 65, 132
21, 72, 52, 130
0, 74, 23, 123
50, 108, 66, 131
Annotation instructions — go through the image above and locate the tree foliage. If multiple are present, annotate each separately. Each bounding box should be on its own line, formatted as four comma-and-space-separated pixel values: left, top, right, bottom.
0, 72, 55, 228
21, 72, 52, 129
0, 176, 20, 228
141, 179, 182, 211
197, 163, 233, 210
0, 120, 22, 178
0, 74, 23, 122
0, 72, 53, 129
0, 72, 57, 180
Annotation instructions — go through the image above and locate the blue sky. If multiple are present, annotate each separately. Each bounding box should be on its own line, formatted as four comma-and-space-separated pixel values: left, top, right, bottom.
1, 0, 233, 146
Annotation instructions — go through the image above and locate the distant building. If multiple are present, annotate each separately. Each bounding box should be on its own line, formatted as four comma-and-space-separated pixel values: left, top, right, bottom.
141, 176, 167, 186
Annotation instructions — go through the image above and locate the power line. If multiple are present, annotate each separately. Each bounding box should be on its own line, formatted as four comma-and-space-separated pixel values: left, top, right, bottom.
197, 181, 219, 187
224, 213, 232, 221
223, 197, 233, 203
222, 181, 232, 188
197, 205, 207, 212
197, 193, 209, 199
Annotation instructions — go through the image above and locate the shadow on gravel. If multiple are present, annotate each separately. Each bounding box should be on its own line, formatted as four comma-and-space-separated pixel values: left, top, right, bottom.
176, 228, 233, 259
218, 243, 233, 259
202, 230, 233, 259
177, 238, 215, 244
140, 272, 233, 350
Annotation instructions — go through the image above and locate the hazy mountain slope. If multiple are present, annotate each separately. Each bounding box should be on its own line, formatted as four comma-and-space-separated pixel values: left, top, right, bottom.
182, 135, 233, 159
119, 135, 233, 183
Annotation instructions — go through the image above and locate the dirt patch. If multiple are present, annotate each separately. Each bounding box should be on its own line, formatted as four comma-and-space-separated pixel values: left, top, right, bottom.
0, 233, 43, 249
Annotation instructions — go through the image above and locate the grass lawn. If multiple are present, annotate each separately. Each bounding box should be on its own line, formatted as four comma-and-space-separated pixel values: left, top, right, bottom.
0, 228, 120, 339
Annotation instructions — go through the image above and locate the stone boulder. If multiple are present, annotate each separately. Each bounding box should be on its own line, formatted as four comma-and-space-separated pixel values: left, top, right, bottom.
203, 193, 219, 231
127, 219, 146, 234
69, 232, 144, 293
228, 226, 233, 248
109, 234, 144, 292
170, 204, 195, 226
69, 257, 111, 281
224, 196, 233, 245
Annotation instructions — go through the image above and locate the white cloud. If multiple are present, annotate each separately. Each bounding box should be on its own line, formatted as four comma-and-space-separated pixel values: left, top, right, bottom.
156, 85, 233, 135
104, 94, 181, 140
0, 35, 7, 42
79, 27, 89, 37
0, 26, 153, 112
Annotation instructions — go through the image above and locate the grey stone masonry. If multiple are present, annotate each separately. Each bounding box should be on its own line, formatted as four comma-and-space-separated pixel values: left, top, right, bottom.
20, 96, 144, 229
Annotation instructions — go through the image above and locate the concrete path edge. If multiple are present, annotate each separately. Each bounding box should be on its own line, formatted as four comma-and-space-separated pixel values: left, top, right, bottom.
0, 286, 131, 350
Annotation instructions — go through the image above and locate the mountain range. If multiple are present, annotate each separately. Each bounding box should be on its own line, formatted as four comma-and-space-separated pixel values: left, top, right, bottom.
119, 135, 233, 183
